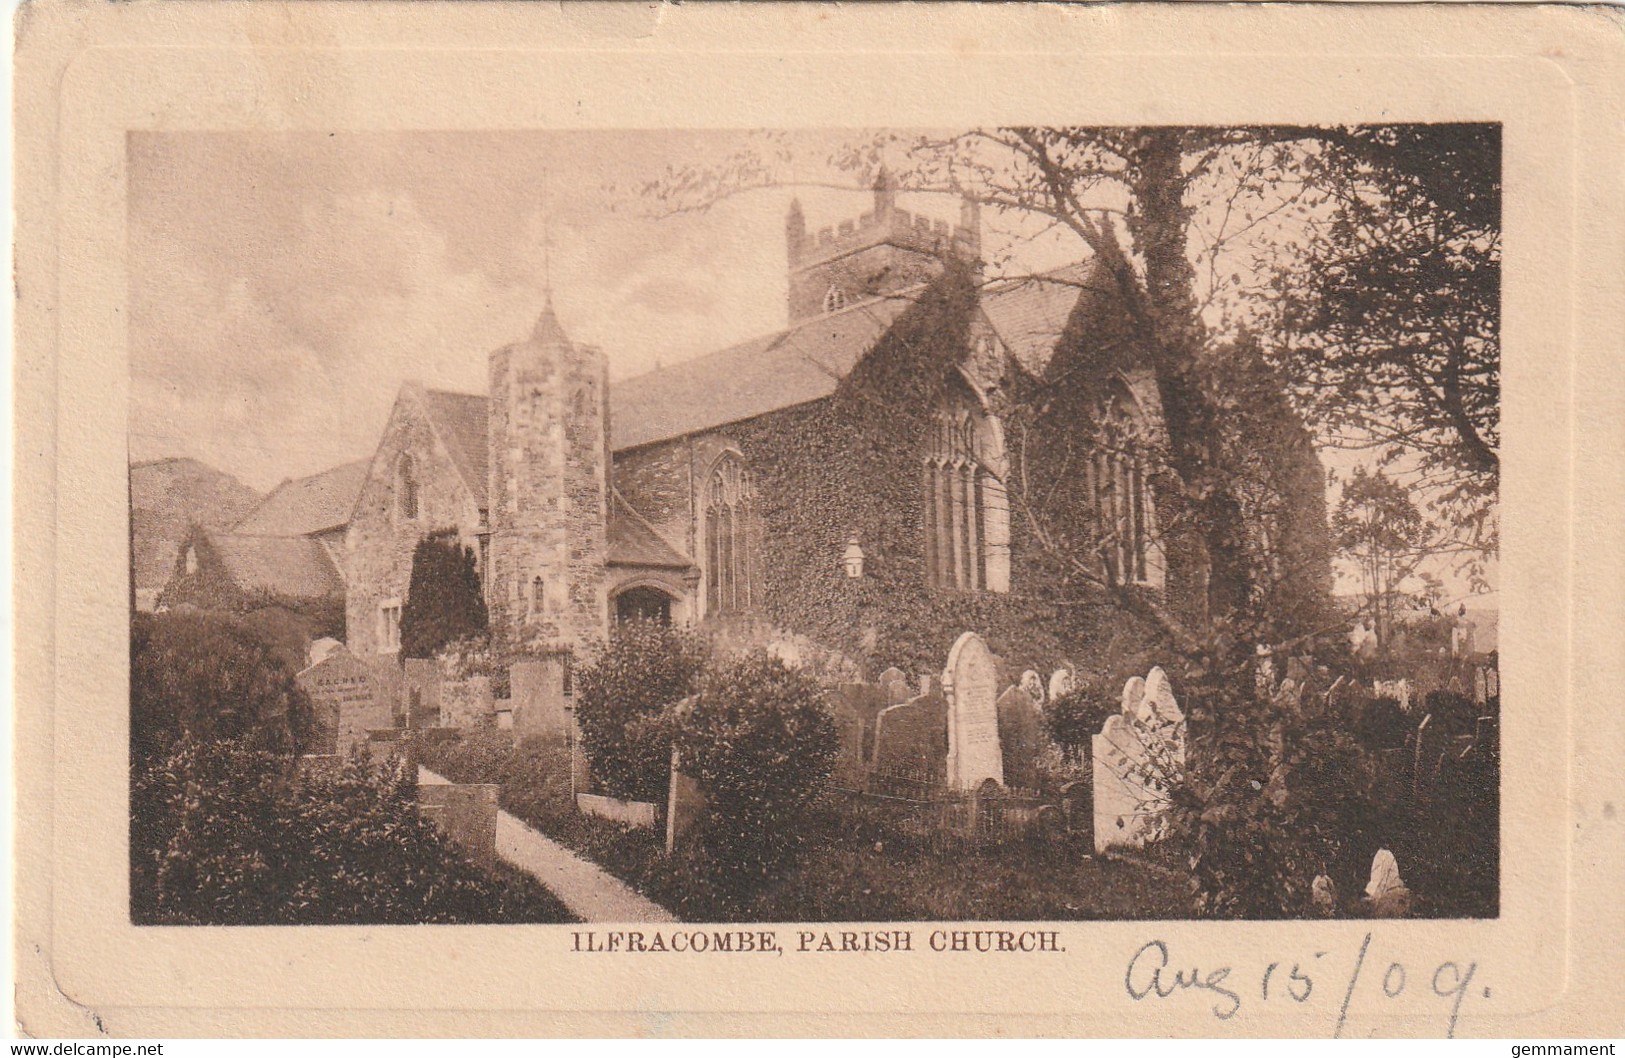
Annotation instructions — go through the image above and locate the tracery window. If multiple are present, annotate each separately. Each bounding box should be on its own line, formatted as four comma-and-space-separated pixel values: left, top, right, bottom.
705, 454, 758, 615
397, 454, 419, 521
1089, 397, 1154, 586
922, 391, 1010, 592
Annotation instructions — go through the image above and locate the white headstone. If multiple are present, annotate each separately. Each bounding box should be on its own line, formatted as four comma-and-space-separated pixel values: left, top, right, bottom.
1048, 667, 1075, 703
1092, 713, 1155, 853
943, 632, 1003, 790
1121, 675, 1146, 718
1141, 666, 1183, 725
1020, 669, 1046, 704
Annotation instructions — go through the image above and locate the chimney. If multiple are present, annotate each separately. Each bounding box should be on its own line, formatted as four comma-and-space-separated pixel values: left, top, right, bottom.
873, 166, 897, 219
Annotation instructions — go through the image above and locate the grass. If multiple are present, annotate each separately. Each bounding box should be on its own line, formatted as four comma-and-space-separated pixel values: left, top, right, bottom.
418, 732, 1196, 923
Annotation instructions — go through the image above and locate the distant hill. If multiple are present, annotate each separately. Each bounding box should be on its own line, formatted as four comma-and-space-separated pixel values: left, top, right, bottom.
130, 458, 262, 602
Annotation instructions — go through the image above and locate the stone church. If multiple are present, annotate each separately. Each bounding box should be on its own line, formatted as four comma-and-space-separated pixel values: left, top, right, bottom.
336, 172, 1325, 677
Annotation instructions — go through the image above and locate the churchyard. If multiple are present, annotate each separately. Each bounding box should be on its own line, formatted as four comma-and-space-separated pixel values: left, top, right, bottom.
406, 624, 1500, 922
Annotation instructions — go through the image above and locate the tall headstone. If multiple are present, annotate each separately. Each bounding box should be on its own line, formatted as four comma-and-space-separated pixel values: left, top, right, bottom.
511, 654, 571, 737
403, 658, 443, 729
996, 686, 1042, 791
297, 648, 393, 756
871, 689, 949, 785
442, 675, 495, 730
1092, 666, 1187, 853
1121, 675, 1146, 719
943, 632, 1003, 790
1019, 669, 1046, 705
833, 682, 892, 764
1141, 667, 1183, 725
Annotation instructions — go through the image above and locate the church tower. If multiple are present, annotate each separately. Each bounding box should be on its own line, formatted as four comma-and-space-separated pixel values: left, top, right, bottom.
486, 295, 611, 654
785, 168, 982, 323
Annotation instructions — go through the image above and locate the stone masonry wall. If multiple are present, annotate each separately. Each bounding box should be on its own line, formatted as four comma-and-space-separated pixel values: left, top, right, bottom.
344, 386, 483, 657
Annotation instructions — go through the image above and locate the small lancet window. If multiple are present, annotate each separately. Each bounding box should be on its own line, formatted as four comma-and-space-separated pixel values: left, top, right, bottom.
823, 285, 847, 313
397, 454, 419, 521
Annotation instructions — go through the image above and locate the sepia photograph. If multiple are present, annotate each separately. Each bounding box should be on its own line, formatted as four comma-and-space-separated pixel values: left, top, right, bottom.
125, 124, 1502, 928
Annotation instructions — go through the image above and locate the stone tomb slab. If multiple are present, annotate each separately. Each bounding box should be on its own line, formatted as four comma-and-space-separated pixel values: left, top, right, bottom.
944, 632, 1003, 790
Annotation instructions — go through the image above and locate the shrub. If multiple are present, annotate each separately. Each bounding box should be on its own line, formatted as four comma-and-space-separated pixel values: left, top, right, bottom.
575, 620, 707, 803
1045, 684, 1115, 765
669, 650, 838, 887
400, 533, 488, 660
1166, 673, 1377, 918
130, 610, 314, 768
130, 736, 572, 924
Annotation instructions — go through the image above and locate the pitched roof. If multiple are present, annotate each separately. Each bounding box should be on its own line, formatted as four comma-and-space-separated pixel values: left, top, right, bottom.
418, 389, 490, 507
609, 295, 913, 451
233, 460, 368, 536
979, 261, 1101, 373
607, 489, 694, 569
206, 531, 345, 599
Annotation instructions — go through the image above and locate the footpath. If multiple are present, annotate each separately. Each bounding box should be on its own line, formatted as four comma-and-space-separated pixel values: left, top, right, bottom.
418, 765, 677, 924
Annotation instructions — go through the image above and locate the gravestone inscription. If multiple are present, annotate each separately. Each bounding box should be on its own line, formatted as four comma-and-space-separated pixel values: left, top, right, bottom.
944, 632, 1003, 790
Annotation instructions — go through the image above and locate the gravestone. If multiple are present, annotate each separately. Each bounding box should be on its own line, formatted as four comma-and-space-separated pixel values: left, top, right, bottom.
1019, 670, 1046, 705
833, 682, 892, 765
665, 748, 708, 853
871, 689, 949, 784
943, 632, 1004, 790
1091, 667, 1187, 853
511, 654, 571, 738
1485, 666, 1499, 700
828, 695, 867, 787
297, 648, 393, 756
996, 686, 1043, 791
442, 676, 495, 730
403, 658, 443, 729
1121, 675, 1146, 718
365, 656, 405, 727
1048, 667, 1076, 703
878, 667, 910, 704
1473, 667, 1488, 706
417, 782, 500, 868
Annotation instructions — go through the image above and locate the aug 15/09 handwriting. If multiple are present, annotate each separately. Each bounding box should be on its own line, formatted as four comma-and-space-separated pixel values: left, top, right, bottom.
1124, 933, 1487, 1038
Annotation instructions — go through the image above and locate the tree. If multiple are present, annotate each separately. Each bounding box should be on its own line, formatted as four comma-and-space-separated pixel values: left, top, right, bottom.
1332, 466, 1427, 651
399, 532, 488, 660
1273, 124, 1499, 562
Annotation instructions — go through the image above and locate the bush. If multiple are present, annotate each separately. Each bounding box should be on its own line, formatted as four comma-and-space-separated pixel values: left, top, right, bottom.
400, 533, 488, 660
1045, 684, 1115, 765
1165, 672, 1377, 918
130, 611, 314, 768
130, 736, 572, 924
669, 651, 838, 887
575, 620, 707, 803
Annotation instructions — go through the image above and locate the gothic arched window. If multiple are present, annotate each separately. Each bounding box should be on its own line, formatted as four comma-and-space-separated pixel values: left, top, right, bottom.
922, 390, 1010, 593
396, 454, 419, 521
705, 453, 758, 616
1089, 396, 1155, 586
823, 285, 847, 314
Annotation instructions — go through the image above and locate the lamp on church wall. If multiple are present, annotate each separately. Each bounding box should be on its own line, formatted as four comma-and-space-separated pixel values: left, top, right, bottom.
842, 536, 865, 579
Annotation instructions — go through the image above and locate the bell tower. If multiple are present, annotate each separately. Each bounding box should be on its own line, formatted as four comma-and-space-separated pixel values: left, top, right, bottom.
486, 294, 611, 653
785, 168, 982, 324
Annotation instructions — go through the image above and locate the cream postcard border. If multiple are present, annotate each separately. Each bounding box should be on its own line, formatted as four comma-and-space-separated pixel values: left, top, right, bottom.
13, 1, 1625, 1039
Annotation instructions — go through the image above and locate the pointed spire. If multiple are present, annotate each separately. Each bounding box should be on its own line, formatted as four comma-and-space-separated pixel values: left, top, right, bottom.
531, 296, 572, 348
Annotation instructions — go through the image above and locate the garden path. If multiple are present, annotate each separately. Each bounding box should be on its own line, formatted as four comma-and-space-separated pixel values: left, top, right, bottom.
419, 766, 678, 923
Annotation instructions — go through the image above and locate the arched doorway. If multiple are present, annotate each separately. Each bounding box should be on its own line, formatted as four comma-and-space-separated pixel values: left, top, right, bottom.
615, 585, 674, 625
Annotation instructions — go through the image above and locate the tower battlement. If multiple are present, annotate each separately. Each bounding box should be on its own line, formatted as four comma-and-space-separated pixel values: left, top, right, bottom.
785, 168, 981, 323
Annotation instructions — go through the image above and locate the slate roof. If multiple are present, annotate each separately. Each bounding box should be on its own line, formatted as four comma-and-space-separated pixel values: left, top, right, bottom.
205, 531, 345, 599
233, 460, 369, 536
978, 261, 1102, 374
418, 389, 490, 507
607, 489, 694, 569
608, 295, 914, 451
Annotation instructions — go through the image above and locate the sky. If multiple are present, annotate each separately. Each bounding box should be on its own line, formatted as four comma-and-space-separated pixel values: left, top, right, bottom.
127, 128, 1495, 603
128, 129, 990, 491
